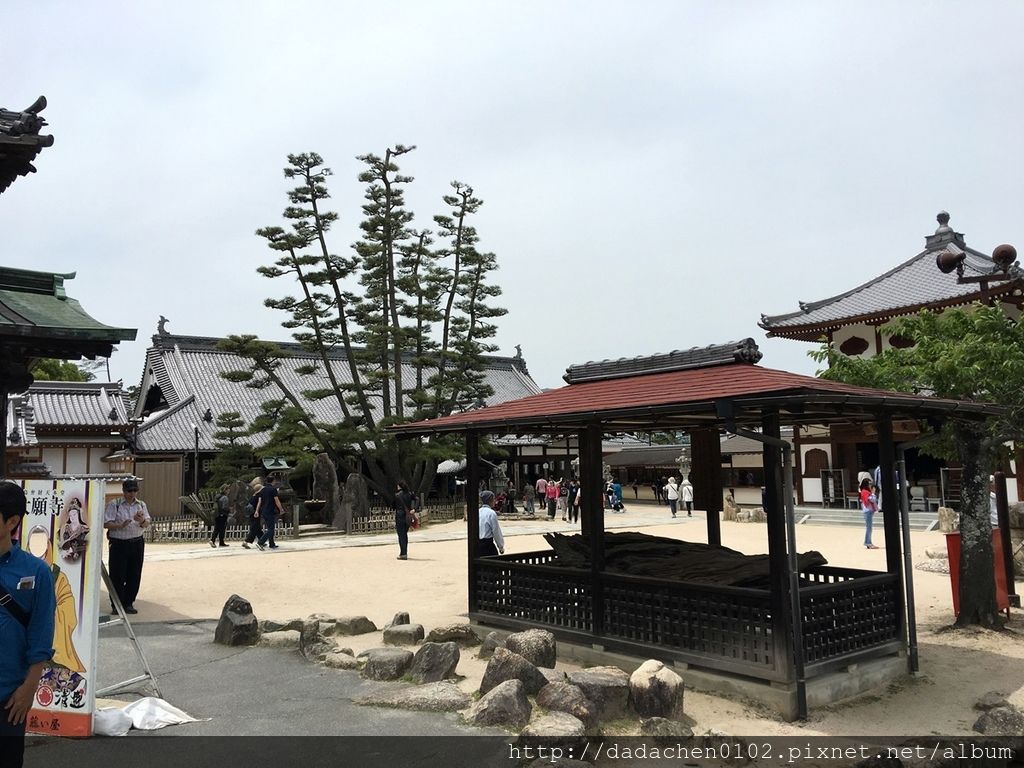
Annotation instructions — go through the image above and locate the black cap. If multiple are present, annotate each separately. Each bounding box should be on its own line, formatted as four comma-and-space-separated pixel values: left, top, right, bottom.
122, 479, 140, 492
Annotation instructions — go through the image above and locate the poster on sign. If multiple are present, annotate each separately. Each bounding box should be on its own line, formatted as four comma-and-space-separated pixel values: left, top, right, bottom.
19, 478, 105, 738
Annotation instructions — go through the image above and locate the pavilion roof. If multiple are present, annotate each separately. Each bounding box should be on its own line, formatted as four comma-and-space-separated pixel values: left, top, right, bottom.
0, 267, 137, 360
389, 342, 1002, 436
759, 213, 1024, 342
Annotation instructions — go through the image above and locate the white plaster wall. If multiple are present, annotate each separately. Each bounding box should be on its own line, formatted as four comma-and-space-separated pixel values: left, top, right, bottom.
41, 448, 64, 474
831, 323, 877, 358
64, 448, 89, 475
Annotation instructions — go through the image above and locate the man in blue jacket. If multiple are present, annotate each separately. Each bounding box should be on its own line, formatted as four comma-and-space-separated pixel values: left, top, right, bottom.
0, 482, 55, 768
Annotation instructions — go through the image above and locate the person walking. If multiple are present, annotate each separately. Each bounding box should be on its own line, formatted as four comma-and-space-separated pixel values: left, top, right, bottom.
651, 481, 661, 505
545, 478, 559, 520
632, 480, 639, 500
241, 482, 264, 550
663, 476, 680, 518
210, 484, 230, 548
0, 482, 56, 768
478, 490, 505, 557
612, 479, 624, 512
557, 479, 568, 521
680, 478, 694, 517
859, 478, 879, 549
523, 482, 536, 514
394, 481, 417, 560
567, 480, 580, 524
255, 477, 284, 550
535, 476, 548, 506
103, 478, 150, 614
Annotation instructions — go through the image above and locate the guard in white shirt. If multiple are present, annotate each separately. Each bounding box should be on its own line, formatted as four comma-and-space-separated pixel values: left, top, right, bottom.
478, 490, 505, 557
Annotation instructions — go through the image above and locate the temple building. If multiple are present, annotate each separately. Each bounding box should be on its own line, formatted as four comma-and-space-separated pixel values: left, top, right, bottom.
760, 212, 1024, 508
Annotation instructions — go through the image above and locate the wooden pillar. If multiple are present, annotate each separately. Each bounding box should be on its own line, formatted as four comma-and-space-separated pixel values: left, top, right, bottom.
466, 430, 481, 615
691, 427, 722, 547
877, 416, 904, 635
762, 411, 794, 681
793, 426, 804, 505
0, 391, 7, 479
579, 423, 605, 638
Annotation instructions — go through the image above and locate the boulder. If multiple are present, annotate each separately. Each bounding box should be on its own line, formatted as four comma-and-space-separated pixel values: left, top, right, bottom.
261, 618, 303, 633
629, 659, 684, 718
915, 560, 950, 574
332, 616, 378, 636
480, 647, 548, 696
539, 667, 566, 685
386, 612, 411, 628
973, 705, 1024, 735
924, 545, 948, 560
504, 629, 556, 669
360, 647, 414, 681
640, 717, 694, 738
339, 472, 370, 529
466, 679, 531, 729
518, 712, 586, 748
322, 651, 360, 670
426, 623, 481, 647
409, 642, 460, 683
383, 624, 425, 646
567, 666, 630, 721
355, 681, 471, 713
478, 631, 504, 659
214, 595, 260, 646
259, 630, 300, 649
975, 691, 1011, 711
299, 618, 329, 659
536, 682, 598, 727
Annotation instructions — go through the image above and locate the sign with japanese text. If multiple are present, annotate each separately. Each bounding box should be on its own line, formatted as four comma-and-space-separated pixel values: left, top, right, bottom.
18, 478, 105, 737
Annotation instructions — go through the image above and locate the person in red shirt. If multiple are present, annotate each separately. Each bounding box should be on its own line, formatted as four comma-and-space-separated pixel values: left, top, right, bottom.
858, 478, 879, 549
545, 479, 559, 520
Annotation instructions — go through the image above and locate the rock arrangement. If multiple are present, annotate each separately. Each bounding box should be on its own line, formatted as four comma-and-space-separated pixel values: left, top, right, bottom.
972, 691, 1024, 736
228, 598, 691, 741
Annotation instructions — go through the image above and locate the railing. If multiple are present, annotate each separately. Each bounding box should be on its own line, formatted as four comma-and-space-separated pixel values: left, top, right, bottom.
473, 551, 902, 684
147, 500, 464, 542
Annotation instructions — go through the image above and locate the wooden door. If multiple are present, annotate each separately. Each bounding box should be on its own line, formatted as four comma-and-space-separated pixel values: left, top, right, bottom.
133, 458, 183, 518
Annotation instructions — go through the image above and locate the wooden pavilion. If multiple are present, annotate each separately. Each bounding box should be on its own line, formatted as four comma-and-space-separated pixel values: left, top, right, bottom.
390, 340, 1002, 718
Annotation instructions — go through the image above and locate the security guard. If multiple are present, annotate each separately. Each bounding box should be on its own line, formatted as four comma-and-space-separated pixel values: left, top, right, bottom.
0, 481, 55, 768
103, 479, 150, 614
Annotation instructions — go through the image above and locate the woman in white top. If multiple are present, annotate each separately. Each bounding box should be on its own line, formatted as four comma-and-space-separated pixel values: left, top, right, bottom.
663, 477, 680, 517
680, 479, 694, 517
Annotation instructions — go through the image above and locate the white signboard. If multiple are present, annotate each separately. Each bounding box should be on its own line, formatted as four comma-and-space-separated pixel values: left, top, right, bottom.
17, 478, 105, 737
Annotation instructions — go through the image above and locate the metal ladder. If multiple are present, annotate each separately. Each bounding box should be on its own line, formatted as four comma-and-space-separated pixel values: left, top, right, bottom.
95, 563, 162, 698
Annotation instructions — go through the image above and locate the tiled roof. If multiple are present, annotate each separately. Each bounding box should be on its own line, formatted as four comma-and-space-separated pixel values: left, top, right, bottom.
759, 215, 1024, 340
0, 96, 53, 195
6, 394, 37, 447
391, 362, 1000, 435
134, 334, 543, 452
27, 381, 130, 429
0, 268, 136, 359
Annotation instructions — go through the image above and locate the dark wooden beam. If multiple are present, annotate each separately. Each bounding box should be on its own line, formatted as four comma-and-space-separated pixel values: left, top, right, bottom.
580, 422, 605, 638
466, 430, 480, 615
762, 410, 794, 682
690, 427, 722, 546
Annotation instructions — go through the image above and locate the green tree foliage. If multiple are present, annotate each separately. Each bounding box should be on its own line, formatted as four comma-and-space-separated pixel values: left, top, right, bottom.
205, 411, 257, 490
30, 359, 95, 382
810, 303, 1024, 627
221, 150, 506, 499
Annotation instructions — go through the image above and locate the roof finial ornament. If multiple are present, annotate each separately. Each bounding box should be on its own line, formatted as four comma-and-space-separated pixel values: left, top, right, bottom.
157, 316, 169, 336
935, 211, 951, 233
514, 344, 522, 359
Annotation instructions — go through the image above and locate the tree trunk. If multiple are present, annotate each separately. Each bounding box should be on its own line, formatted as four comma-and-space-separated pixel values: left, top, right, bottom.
953, 420, 1002, 627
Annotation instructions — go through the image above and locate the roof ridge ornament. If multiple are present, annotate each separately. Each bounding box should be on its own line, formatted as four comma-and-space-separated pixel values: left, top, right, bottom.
926, 210, 966, 251
563, 339, 763, 384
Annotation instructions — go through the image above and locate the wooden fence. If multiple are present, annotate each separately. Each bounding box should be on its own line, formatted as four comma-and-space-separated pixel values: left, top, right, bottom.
148, 500, 464, 543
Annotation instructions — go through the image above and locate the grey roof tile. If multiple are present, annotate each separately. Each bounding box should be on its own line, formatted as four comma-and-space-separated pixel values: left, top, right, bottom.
27, 381, 130, 428
134, 335, 542, 452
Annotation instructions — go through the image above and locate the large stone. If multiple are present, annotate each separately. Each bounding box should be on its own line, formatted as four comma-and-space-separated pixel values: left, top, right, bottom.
466, 680, 531, 729
332, 616, 378, 636
339, 472, 370, 530
518, 712, 587, 749
536, 682, 598, 727
360, 647, 414, 681
975, 691, 1011, 711
409, 642, 460, 683
259, 630, 300, 649
426, 623, 481, 647
504, 629, 556, 669
915, 559, 950, 574
214, 594, 259, 646
356, 681, 471, 713
383, 624, 425, 646
386, 612, 411, 628
321, 651, 360, 670
973, 705, 1024, 735
260, 618, 303, 633
299, 618, 328, 659
539, 667, 566, 685
924, 545, 948, 560
567, 666, 630, 721
629, 659, 684, 718
312, 453, 343, 528
480, 647, 548, 696
640, 717, 694, 738
478, 631, 504, 659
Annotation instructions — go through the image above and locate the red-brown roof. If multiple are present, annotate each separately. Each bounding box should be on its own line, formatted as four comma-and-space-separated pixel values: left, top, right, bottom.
390, 363, 1000, 435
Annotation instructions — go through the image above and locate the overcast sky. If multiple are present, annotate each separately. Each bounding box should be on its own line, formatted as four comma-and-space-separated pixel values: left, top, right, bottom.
4, 1, 1023, 392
